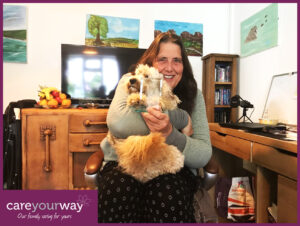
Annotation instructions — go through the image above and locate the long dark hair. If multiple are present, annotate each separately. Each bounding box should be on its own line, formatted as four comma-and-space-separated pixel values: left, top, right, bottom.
136, 32, 198, 114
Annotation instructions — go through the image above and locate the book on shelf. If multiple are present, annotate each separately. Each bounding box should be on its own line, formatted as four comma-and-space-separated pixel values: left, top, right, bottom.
215, 88, 231, 105
214, 109, 230, 123
215, 64, 231, 82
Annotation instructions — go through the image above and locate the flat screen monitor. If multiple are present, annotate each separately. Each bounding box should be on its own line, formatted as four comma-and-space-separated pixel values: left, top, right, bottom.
61, 44, 146, 106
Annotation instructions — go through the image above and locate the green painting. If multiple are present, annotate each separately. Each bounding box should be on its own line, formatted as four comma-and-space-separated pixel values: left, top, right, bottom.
154, 20, 203, 56
85, 15, 140, 48
241, 4, 278, 57
3, 5, 27, 63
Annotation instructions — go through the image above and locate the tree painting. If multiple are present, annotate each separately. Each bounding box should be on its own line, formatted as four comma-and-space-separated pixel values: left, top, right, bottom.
88, 15, 108, 45
85, 15, 140, 48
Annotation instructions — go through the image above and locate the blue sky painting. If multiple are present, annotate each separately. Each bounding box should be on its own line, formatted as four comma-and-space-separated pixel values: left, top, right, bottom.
3, 5, 27, 63
155, 20, 203, 35
3, 5, 27, 30
155, 20, 203, 56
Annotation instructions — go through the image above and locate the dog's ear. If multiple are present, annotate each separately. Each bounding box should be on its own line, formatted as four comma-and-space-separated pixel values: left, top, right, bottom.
135, 64, 151, 76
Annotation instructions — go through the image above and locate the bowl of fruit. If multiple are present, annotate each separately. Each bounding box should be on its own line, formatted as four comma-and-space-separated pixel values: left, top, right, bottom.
36, 86, 72, 109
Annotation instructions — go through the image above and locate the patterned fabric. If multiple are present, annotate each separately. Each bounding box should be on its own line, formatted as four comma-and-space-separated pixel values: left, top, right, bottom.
98, 161, 197, 223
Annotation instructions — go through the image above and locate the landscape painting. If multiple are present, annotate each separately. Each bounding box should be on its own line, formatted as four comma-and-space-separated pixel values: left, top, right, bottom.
155, 20, 203, 56
85, 15, 140, 48
3, 5, 27, 63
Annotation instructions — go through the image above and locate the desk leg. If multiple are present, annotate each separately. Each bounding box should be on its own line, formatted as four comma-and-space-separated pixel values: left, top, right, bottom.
256, 166, 271, 223
277, 175, 297, 223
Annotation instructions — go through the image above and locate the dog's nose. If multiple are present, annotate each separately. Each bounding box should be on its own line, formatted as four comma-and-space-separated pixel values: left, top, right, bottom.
129, 78, 137, 85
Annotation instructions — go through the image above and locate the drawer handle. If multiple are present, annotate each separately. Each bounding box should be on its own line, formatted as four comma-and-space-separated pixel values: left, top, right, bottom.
83, 139, 101, 146
43, 129, 53, 172
216, 131, 227, 137
83, 119, 106, 127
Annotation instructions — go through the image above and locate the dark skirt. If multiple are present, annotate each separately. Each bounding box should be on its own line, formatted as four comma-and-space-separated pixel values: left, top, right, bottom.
98, 161, 198, 223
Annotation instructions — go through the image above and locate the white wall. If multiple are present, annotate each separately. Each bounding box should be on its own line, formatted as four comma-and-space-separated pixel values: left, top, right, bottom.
5, 3, 296, 122
3, 3, 231, 111
229, 3, 297, 122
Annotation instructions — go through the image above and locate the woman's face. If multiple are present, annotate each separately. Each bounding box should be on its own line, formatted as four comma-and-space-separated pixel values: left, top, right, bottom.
153, 42, 183, 90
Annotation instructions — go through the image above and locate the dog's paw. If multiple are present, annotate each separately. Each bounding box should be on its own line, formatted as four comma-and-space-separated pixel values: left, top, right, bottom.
127, 93, 147, 107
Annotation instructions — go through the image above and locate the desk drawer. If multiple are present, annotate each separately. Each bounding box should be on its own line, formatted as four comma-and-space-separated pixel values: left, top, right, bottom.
210, 131, 251, 160
69, 133, 107, 152
69, 114, 108, 132
252, 143, 297, 180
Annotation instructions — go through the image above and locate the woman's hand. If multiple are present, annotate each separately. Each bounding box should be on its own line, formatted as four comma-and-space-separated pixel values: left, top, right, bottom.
141, 107, 173, 137
181, 115, 193, 136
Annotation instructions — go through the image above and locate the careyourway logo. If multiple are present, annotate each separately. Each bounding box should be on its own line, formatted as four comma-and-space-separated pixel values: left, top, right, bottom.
5, 195, 91, 221
6, 202, 83, 213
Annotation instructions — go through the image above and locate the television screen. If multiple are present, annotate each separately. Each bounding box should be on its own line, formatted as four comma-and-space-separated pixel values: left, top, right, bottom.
61, 44, 146, 106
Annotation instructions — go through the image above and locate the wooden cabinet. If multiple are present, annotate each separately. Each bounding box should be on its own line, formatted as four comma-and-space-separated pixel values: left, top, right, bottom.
23, 115, 69, 189
202, 53, 239, 123
21, 108, 108, 190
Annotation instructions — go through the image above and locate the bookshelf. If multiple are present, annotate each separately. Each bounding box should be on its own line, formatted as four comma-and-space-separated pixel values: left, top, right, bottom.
202, 53, 239, 123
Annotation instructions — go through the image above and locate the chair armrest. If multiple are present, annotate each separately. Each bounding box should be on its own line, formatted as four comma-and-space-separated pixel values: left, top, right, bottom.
84, 150, 104, 175
202, 155, 219, 190
204, 155, 219, 174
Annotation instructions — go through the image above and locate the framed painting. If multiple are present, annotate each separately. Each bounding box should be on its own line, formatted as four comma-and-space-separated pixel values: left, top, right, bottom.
85, 15, 140, 48
154, 20, 203, 56
3, 5, 27, 63
241, 3, 278, 57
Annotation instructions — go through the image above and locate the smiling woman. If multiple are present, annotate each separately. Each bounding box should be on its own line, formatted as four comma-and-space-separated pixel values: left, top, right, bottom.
98, 32, 212, 223
153, 42, 183, 90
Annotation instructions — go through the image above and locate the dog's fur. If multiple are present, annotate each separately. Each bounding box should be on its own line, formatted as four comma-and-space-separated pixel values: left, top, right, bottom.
108, 64, 184, 183
126, 64, 180, 111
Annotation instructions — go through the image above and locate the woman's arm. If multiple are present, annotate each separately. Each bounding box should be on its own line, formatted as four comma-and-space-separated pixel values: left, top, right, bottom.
107, 74, 190, 139
107, 74, 150, 138
143, 90, 212, 169
182, 90, 212, 169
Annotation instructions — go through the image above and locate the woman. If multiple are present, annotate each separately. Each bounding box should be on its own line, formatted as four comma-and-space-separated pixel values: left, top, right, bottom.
98, 32, 212, 223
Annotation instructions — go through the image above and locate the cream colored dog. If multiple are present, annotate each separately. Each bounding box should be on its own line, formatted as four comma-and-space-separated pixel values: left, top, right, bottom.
108, 64, 184, 183
126, 64, 180, 110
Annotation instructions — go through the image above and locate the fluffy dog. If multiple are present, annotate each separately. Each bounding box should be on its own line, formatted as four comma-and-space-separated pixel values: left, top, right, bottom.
108, 64, 184, 183
126, 64, 180, 110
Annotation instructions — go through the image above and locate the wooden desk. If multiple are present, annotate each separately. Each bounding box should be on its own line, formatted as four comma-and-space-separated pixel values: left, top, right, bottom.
209, 123, 297, 223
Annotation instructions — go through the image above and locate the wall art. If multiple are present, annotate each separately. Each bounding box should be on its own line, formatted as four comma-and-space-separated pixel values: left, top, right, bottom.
85, 15, 140, 48
3, 5, 27, 63
155, 20, 203, 56
241, 4, 278, 57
